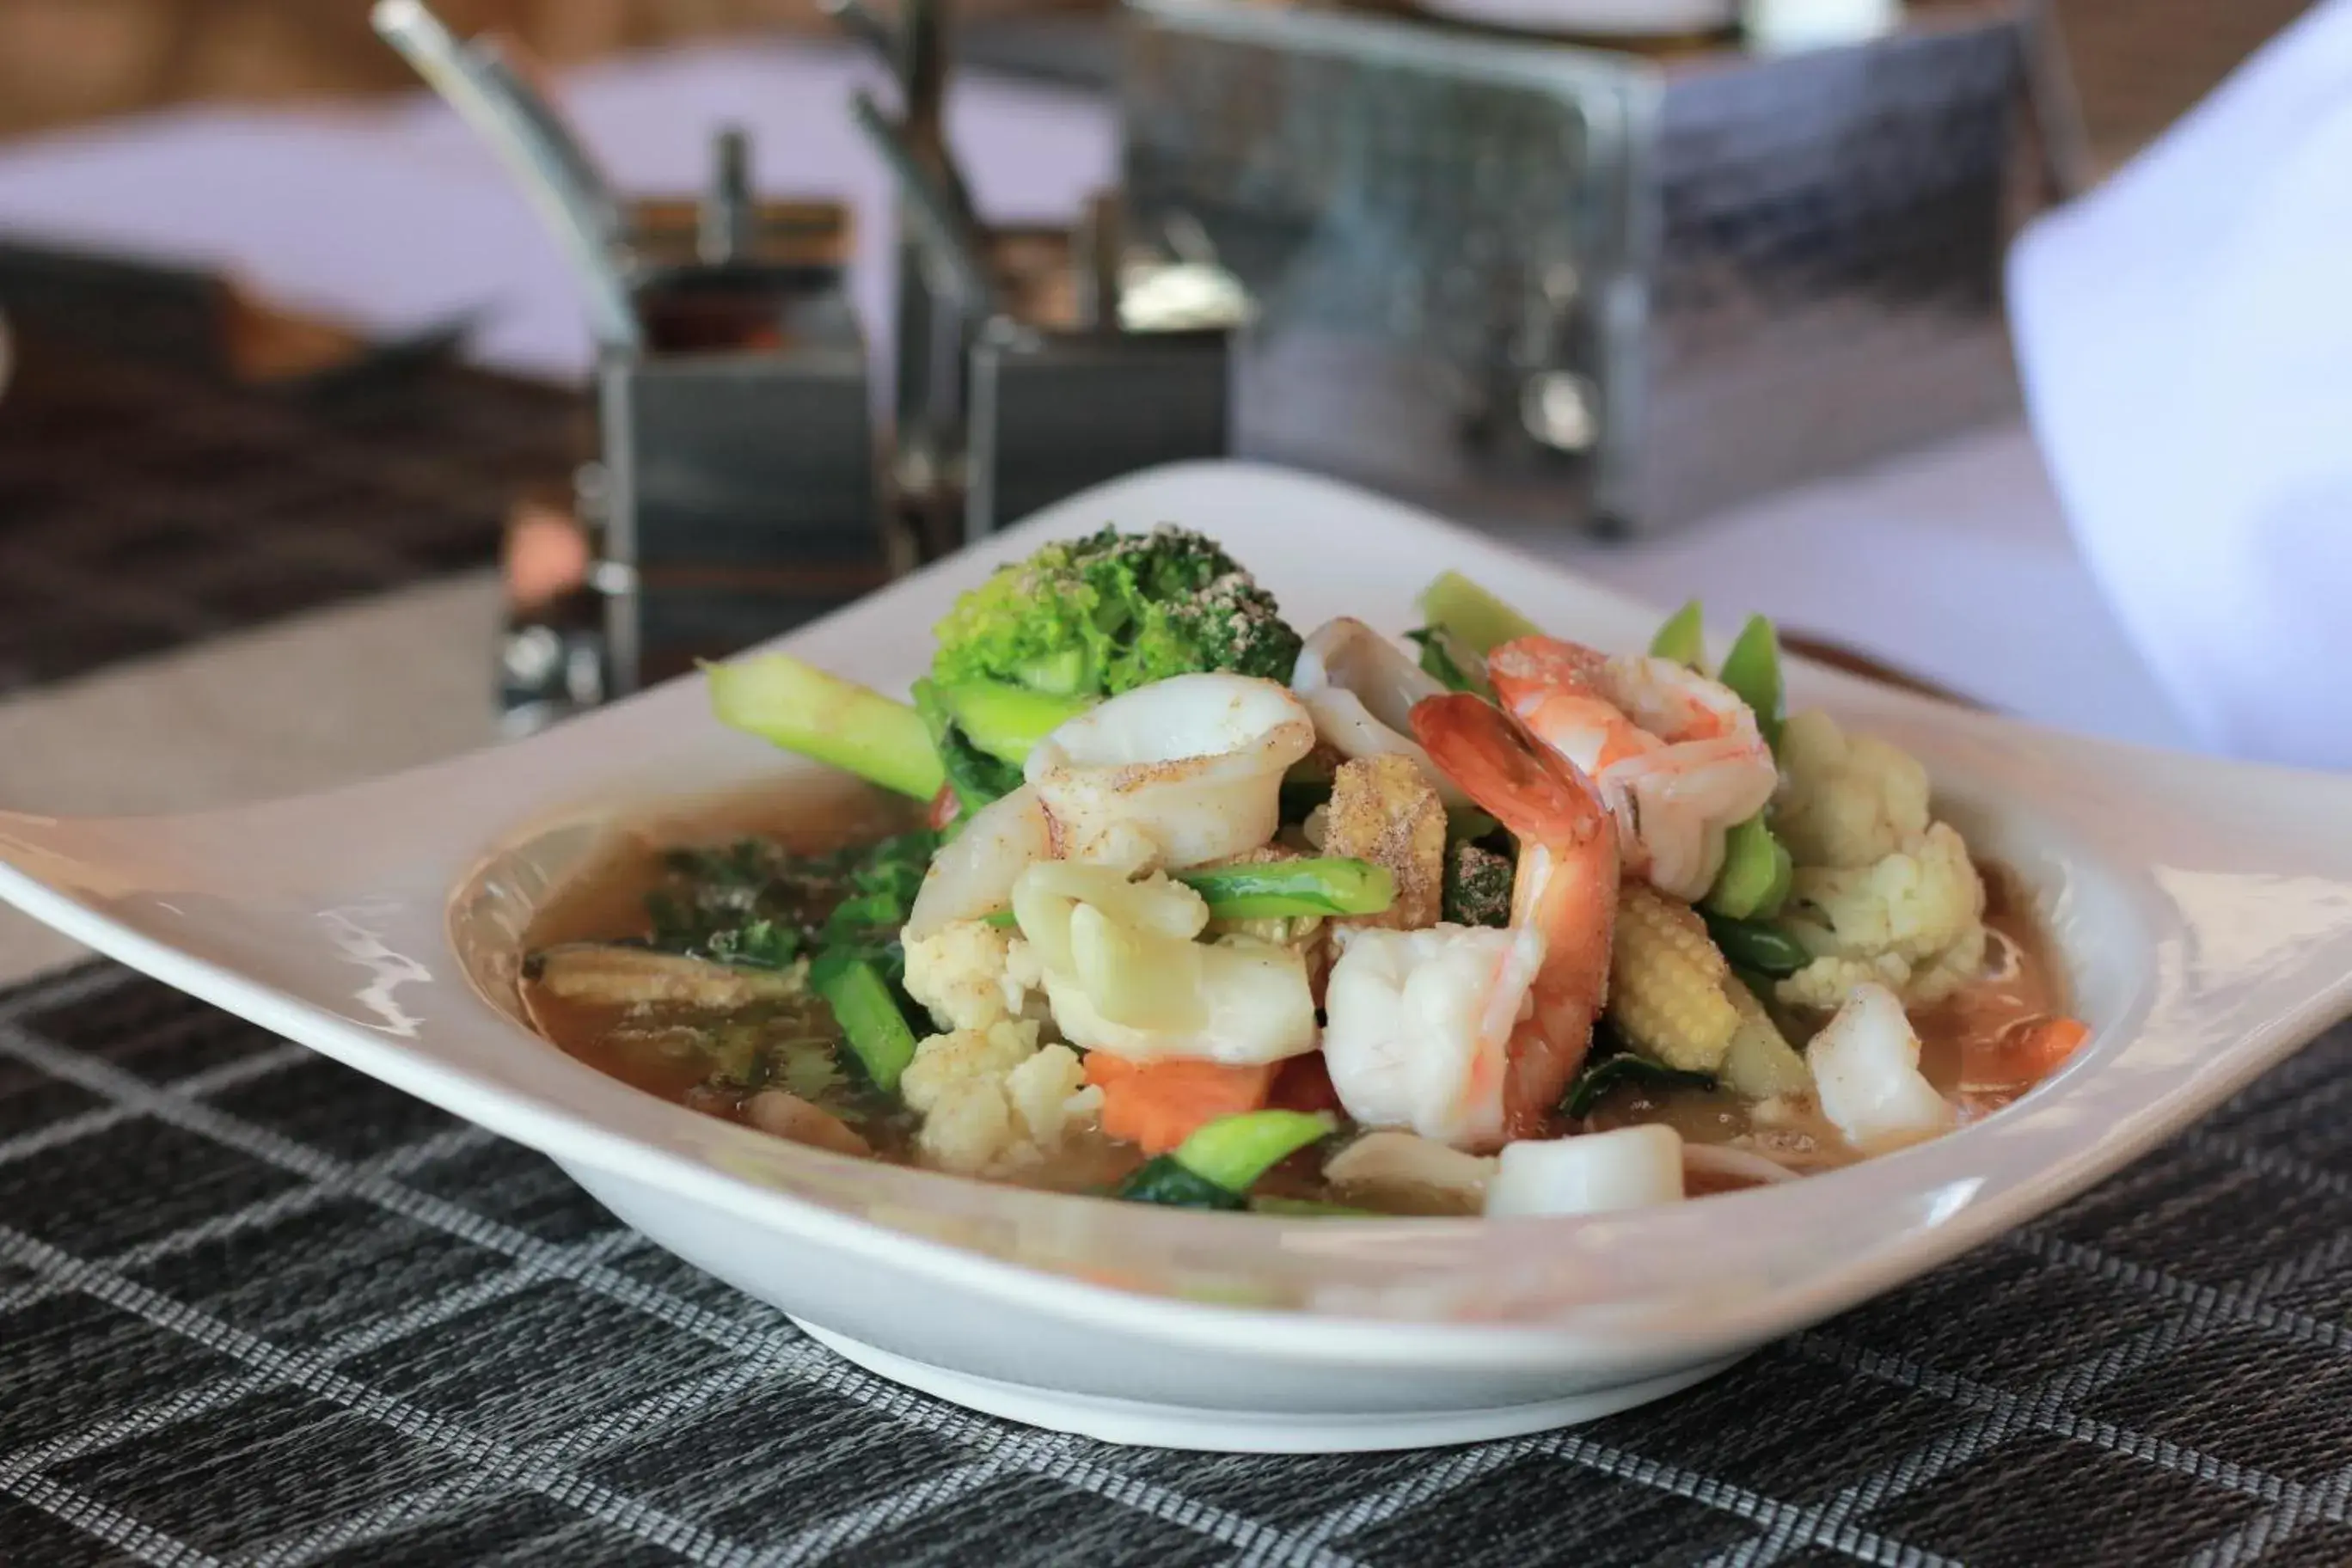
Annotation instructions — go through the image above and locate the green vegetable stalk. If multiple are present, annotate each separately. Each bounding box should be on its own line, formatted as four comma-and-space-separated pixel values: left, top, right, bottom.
1701, 911, 1810, 978
1116, 1110, 1338, 1210
707, 654, 946, 802
1718, 614, 1786, 751
934, 679, 1093, 766
1416, 572, 1542, 656
1177, 859, 1395, 920
809, 952, 921, 1096
1705, 815, 1794, 920
1649, 599, 1707, 670
980, 857, 1395, 927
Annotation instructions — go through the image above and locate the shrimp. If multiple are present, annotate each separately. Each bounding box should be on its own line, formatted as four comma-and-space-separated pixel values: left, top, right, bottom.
1486, 636, 1777, 902
1327, 692, 1615, 1147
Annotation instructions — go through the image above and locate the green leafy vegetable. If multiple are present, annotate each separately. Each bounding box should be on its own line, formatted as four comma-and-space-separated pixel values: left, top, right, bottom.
706, 654, 945, 801
912, 678, 1022, 817
1416, 571, 1541, 656
1563, 1052, 1718, 1119
1113, 1159, 1245, 1210
1718, 615, 1785, 751
930, 524, 1304, 701
1118, 1109, 1338, 1208
1404, 626, 1494, 698
1442, 842, 1515, 927
1650, 598, 1707, 670
648, 830, 936, 985
1701, 911, 1811, 978
1279, 775, 1332, 826
699, 918, 798, 970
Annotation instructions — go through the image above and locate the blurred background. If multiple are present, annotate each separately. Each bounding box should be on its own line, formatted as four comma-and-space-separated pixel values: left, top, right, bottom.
0, 0, 2328, 886
0, 0, 2304, 161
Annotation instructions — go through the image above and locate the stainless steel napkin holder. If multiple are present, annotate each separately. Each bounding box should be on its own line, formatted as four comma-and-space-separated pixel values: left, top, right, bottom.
1120, 0, 2045, 536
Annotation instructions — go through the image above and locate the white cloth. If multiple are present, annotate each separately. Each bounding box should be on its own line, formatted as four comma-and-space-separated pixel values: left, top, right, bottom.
2008, 0, 2352, 769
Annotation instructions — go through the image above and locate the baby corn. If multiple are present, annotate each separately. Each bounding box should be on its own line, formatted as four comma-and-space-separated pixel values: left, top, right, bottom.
1608, 885, 1740, 1072
1719, 975, 1812, 1099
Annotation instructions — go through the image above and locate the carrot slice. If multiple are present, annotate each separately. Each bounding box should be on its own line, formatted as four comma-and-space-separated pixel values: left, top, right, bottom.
1084, 1054, 1278, 1155
2012, 1016, 2091, 1081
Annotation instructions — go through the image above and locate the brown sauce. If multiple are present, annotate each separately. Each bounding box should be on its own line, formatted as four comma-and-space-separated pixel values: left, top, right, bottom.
520, 787, 2078, 1207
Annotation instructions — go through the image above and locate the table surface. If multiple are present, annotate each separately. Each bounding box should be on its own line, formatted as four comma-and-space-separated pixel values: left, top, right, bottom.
0, 309, 2345, 1568
1, 34, 2344, 1568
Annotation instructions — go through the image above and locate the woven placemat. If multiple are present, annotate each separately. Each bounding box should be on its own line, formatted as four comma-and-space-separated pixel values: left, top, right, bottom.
1, 959, 2348, 1566
0, 260, 584, 696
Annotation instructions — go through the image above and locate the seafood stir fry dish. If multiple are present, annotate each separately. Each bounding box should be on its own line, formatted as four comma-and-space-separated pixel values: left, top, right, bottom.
522, 527, 2091, 1219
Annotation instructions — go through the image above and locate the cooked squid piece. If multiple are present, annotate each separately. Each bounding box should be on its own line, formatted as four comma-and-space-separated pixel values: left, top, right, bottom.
1014, 861, 1318, 1065
1807, 983, 1957, 1151
1323, 1130, 1497, 1211
1485, 1124, 1687, 1216
746, 1090, 872, 1157
905, 785, 1051, 940
1024, 673, 1316, 871
1290, 617, 1470, 810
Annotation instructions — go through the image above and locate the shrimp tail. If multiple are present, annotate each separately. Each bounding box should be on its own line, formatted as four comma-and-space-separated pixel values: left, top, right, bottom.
1411, 694, 1621, 1142
1406, 695, 1607, 848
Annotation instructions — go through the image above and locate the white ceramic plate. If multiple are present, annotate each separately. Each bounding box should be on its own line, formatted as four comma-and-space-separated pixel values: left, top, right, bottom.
6, 462, 2352, 1454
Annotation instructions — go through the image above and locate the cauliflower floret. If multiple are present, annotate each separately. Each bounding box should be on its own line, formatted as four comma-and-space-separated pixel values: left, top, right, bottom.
1774, 952, 1911, 1012
1783, 822, 1981, 963
1001, 936, 1046, 1016
1775, 822, 1987, 1010
902, 1019, 1037, 1118
1005, 1044, 1099, 1147
1902, 920, 1988, 1008
903, 919, 1017, 1032
1773, 709, 1932, 870
914, 1077, 1018, 1175
900, 1020, 1099, 1174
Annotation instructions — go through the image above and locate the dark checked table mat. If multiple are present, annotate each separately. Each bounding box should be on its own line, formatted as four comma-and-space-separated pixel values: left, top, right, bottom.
3, 960, 2349, 1567
0, 266, 585, 695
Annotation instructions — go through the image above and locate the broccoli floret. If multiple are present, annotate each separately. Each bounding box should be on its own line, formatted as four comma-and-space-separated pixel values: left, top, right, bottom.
1442, 843, 1515, 928
930, 524, 1303, 699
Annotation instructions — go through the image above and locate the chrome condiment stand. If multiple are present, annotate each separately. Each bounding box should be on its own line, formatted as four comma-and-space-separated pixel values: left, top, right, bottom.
374, 0, 1238, 732
1119, 0, 2071, 536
